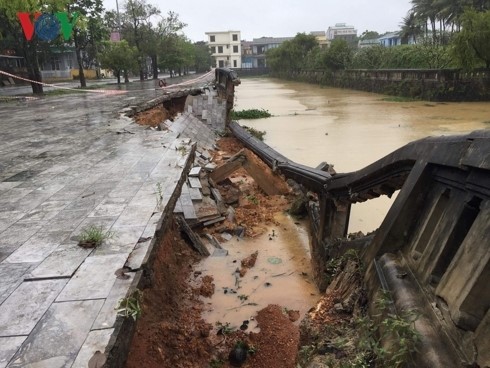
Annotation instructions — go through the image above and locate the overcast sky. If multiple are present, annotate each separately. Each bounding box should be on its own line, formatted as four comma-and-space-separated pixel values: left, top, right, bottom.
103, 0, 413, 42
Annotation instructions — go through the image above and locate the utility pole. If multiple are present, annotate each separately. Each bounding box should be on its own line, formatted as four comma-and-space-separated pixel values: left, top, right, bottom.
115, 0, 121, 32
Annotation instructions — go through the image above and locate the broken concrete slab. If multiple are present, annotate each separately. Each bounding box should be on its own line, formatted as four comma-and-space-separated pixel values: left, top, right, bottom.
56, 254, 128, 302
189, 167, 202, 177
0, 279, 68, 337
188, 177, 202, 189
8, 300, 104, 368
194, 196, 220, 221
125, 239, 151, 271
175, 215, 210, 256
212, 248, 228, 257
204, 163, 217, 171
189, 187, 203, 201
203, 216, 226, 227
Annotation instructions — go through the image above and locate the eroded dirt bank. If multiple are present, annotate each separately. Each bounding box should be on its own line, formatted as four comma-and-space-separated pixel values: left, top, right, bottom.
125, 137, 310, 368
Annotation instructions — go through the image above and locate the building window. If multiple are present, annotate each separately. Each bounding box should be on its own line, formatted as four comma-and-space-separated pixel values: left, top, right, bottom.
219, 60, 224, 67
232, 34, 238, 41
233, 45, 238, 53
233, 60, 237, 67
218, 46, 223, 53
210, 46, 216, 53
210, 35, 215, 42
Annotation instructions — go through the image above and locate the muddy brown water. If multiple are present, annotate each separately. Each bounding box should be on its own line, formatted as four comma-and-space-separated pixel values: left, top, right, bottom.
235, 78, 490, 233
195, 212, 318, 331
197, 78, 489, 330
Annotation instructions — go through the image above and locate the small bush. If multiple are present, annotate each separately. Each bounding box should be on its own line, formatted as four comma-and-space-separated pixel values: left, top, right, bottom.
242, 126, 266, 141
78, 225, 115, 248
231, 108, 272, 119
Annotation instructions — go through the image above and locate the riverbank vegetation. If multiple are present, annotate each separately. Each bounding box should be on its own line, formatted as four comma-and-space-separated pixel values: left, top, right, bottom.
268, 2, 490, 73
231, 108, 272, 120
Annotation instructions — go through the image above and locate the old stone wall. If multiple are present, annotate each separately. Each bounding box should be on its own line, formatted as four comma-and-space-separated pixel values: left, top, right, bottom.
272, 69, 490, 101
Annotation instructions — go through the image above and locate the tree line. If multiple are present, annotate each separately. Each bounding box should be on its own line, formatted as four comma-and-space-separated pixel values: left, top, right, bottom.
268, 2, 490, 74
0, 0, 213, 93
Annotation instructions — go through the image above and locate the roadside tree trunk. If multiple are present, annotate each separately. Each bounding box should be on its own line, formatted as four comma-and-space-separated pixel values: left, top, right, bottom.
24, 40, 43, 94
151, 54, 158, 79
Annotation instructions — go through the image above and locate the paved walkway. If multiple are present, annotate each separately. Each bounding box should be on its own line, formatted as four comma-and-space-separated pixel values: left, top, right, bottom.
0, 80, 212, 367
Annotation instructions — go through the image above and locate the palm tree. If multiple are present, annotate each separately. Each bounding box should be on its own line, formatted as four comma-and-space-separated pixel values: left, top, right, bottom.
411, 0, 438, 43
400, 11, 424, 43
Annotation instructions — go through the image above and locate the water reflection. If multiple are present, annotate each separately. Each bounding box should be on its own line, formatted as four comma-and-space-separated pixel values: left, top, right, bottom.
195, 213, 319, 329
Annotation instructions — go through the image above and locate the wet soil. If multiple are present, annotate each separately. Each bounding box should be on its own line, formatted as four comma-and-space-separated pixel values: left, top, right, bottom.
125, 136, 313, 368
124, 220, 305, 368
134, 96, 187, 127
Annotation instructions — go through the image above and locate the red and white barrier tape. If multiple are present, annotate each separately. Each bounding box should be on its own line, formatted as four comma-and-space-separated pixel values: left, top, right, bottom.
158, 69, 215, 90
0, 68, 216, 96
0, 69, 127, 95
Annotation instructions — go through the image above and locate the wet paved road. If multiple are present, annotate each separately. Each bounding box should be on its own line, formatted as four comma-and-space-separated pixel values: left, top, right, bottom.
0, 77, 209, 367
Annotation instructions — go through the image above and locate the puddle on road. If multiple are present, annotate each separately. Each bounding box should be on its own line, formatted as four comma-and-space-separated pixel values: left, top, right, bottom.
194, 212, 320, 332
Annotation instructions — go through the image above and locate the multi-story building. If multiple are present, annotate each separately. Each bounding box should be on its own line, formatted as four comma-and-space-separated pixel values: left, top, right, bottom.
250, 36, 293, 68
205, 31, 242, 69
326, 23, 357, 43
241, 40, 253, 68
310, 31, 329, 48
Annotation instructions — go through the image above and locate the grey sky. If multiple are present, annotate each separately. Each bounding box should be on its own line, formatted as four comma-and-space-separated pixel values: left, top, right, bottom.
103, 0, 413, 42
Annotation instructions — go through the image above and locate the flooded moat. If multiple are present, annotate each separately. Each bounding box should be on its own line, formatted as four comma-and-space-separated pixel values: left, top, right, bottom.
235, 78, 490, 233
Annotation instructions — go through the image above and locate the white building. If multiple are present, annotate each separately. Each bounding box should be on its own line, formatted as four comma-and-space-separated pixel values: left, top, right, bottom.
326, 23, 357, 42
205, 31, 242, 69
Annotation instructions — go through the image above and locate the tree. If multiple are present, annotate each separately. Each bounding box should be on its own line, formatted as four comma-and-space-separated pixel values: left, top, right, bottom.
98, 40, 138, 83
412, 0, 438, 43
400, 11, 424, 43
68, 0, 105, 87
359, 30, 380, 40
267, 33, 318, 73
121, 0, 160, 81
153, 11, 186, 78
193, 41, 212, 72
321, 39, 353, 70
159, 34, 194, 76
0, 0, 68, 94
452, 9, 490, 68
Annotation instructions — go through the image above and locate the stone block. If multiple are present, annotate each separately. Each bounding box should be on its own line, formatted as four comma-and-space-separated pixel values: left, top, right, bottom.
0, 337, 26, 368
0, 279, 68, 337
8, 300, 104, 368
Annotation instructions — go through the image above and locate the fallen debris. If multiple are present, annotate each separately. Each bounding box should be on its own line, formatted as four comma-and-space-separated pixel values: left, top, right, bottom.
175, 215, 210, 256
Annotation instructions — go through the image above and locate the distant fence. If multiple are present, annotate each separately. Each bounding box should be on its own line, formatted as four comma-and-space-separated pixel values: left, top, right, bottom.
272, 68, 490, 101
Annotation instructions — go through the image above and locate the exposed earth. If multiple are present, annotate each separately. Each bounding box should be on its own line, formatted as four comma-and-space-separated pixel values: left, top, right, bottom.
125, 136, 305, 368
124, 132, 366, 367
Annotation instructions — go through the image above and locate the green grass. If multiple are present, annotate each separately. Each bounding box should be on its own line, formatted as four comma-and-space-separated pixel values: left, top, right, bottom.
116, 290, 142, 321
231, 108, 272, 119
242, 126, 266, 141
78, 225, 115, 248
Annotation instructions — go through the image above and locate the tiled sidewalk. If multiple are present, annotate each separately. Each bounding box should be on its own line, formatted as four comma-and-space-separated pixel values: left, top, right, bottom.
0, 91, 195, 367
